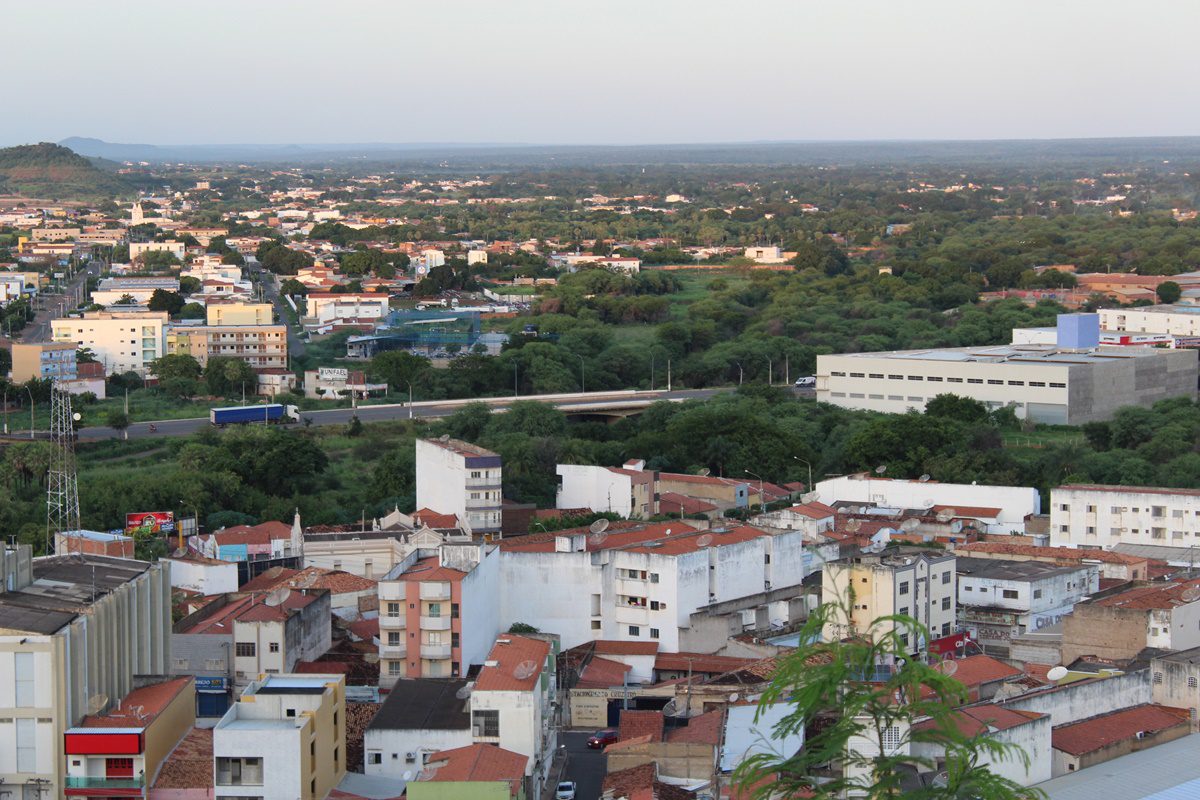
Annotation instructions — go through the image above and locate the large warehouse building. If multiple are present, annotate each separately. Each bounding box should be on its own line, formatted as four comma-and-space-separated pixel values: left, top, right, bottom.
816, 315, 1197, 425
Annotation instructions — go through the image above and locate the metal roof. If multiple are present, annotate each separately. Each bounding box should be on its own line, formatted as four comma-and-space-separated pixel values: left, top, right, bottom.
1039, 733, 1200, 799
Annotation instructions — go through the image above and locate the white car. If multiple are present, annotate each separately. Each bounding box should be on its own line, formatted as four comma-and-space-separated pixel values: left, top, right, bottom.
794, 376, 816, 388
556, 781, 577, 800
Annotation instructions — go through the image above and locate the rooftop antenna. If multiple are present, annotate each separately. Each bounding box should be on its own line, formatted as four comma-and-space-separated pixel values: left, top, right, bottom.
46, 387, 81, 554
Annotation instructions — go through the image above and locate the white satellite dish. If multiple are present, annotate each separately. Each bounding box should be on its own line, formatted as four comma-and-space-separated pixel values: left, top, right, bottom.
403, 771, 414, 781
696, 534, 714, 548
922, 499, 935, 508
1047, 666, 1069, 682
439, 434, 450, 443
363, 653, 379, 664
845, 518, 862, 532
728, 692, 740, 702
801, 491, 820, 504
171, 547, 188, 558
455, 684, 473, 700
72, 412, 82, 421
936, 509, 956, 523
875, 465, 887, 475
87, 693, 110, 715
264, 588, 291, 607
589, 518, 610, 534
918, 474, 931, 483
937, 660, 959, 678
662, 697, 693, 718
1182, 587, 1200, 603
900, 518, 920, 532
512, 660, 539, 680
697, 468, 711, 477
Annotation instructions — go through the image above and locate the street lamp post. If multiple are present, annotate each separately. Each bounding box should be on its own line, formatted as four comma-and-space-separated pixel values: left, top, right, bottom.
744, 469, 765, 513
2, 388, 7, 434
766, 357, 773, 386
408, 381, 414, 420
793, 456, 813, 492
513, 361, 519, 398
736, 362, 744, 385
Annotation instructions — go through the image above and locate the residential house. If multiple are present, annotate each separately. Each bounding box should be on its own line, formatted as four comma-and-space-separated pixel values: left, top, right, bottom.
1050, 484, 1200, 551
364, 679, 472, 776
1150, 647, 1200, 730
555, 461, 658, 519
1051, 704, 1191, 776
955, 542, 1151, 582
408, 744, 528, 800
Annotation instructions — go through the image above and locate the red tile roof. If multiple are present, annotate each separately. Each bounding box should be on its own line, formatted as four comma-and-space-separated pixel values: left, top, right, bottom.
242, 565, 375, 595
654, 652, 758, 674
423, 743, 527, 793
948, 654, 1024, 688
397, 556, 467, 583
595, 640, 660, 657
621, 525, 764, 556
81, 677, 192, 729
1092, 579, 1200, 610
666, 709, 724, 744
957, 542, 1149, 565
931, 504, 1002, 520
1052, 704, 1190, 756
209, 520, 293, 546
657, 492, 718, 515
152, 727, 213, 789
915, 705, 1044, 737
618, 710, 664, 743
782, 501, 836, 519
413, 508, 460, 529
577, 656, 632, 689
474, 634, 551, 692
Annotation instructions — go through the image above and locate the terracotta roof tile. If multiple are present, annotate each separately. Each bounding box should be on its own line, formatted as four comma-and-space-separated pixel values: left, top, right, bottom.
423, 743, 527, 792
397, 556, 467, 583
666, 709, 724, 744
957, 542, 1148, 565
618, 710, 664, 743
576, 656, 632, 689
1052, 704, 1190, 756
595, 640, 659, 657
948, 654, 1024, 688
654, 652, 758, 674
80, 677, 192, 728
1092, 580, 1200, 610
474, 634, 551, 692
152, 726, 213, 789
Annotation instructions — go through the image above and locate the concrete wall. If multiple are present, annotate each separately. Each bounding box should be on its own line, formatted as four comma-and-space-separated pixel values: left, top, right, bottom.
1066, 348, 1197, 425
606, 741, 716, 781
996, 670, 1151, 727
556, 465, 633, 518
1051, 486, 1200, 550
814, 475, 1038, 532
461, 547, 501, 672
365, 727, 472, 776
912, 713, 1051, 787
1152, 656, 1200, 731
165, 557, 239, 595
407, 781, 517, 800
1061, 604, 1150, 663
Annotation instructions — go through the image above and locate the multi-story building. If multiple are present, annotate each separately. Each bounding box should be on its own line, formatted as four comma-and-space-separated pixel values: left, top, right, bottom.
1050, 484, 1200, 552
416, 438, 503, 536
166, 323, 288, 370
555, 461, 658, 519
955, 541, 1151, 582
206, 301, 274, 326
499, 521, 810, 652
815, 315, 1198, 425
52, 310, 168, 375
303, 292, 390, 330
91, 277, 180, 306
1151, 647, 1200, 730
62, 676, 195, 799
1061, 579, 1200, 663
376, 543, 500, 686
0, 547, 172, 799
814, 474, 1040, 534
212, 673, 346, 800
821, 549, 957, 653
955, 557, 1099, 657
10, 340, 78, 382
129, 241, 186, 261
364, 679, 472, 775
1099, 304, 1200, 339
470, 634, 557, 799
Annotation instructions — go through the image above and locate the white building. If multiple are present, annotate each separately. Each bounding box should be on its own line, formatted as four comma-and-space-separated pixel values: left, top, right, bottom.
750, 501, 837, 536
421, 249, 445, 270
555, 462, 658, 519
744, 246, 787, 264
1050, 484, 1200, 551
415, 438, 503, 536
469, 633, 557, 796
303, 292, 390, 329
52, 310, 168, 375
816, 316, 1197, 425
821, 550, 958, 652
129, 240, 187, 261
499, 521, 810, 652
91, 276, 181, 306
467, 249, 489, 266
364, 679, 472, 776
162, 550, 240, 595
213, 674, 346, 800
815, 474, 1039, 534
1099, 304, 1200, 339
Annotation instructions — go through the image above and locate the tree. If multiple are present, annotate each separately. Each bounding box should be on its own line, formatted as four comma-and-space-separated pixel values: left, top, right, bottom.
150, 353, 202, 382
279, 278, 308, 297
139, 250, 181, 269
204, 357, 258, 398
178, 302, 206, 320
735, 602, 1043, 800
924, 394, 989, 424
790, 239, 850, 276
371, 350, 430, 390
221, 251, 246, 266
179, 276, 201, 295
75, 347, 98, 364
1157, 281, 1182, 304
346, 415, 364, 437
148, 289, 185, 315
106, 410, 131, 440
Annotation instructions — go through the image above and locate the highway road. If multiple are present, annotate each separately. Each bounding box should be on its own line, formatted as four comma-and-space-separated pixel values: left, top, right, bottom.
74, 387, 733, 441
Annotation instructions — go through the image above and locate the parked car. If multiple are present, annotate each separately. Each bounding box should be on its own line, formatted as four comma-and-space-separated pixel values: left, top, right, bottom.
587, 729, 619, 749
556, 781, 577, 800
794, 375, 816, 387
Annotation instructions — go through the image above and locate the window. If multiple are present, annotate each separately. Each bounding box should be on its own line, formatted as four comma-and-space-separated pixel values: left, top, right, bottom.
987, 379, 1003, 385
1049, 382, 1066, 388
650, 573, 660, 584
942, 571, 951, 584
368, 752, 382, 765
650, 628, 660, 639
386, 602, 400, 618
451, 603, 460, 619
888, 374, 903, 380
941, 597, 951, 610
898, 581, 910, 595
927, 376, 944, 383
388, 632, 401, 647
869, 373, 884, 379
217, 757, 264, 786
629, 625, 640, 636
14, 652, 34, 707
947, 377, 963, 383
1154, 672, 1163, 684
898, 607, 909, 616
235, 642, 256, 658
850, 372, 864, 378
473, 709, 500, 738
941, 622, 951, 636
591, 620, 602, 630
1189, 676, 1198, 689
831, 371, 846, 377
650, 600, 661, 610
1033, 589, 1043, 599
1029, 381, 1045, 387
15, 718, 34, 773
1153, 506, 1166, 518
1007, 380, 1024, 386
388, 661, 402, 676
1002, 589, 1018, 599
451, 632, 460, 649
267, 642, 279, 653
967, 378, 983, 384
907, 375, 923, 381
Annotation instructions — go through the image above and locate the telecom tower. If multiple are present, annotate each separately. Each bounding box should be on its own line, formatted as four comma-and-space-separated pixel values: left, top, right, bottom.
46, 385, 81, 554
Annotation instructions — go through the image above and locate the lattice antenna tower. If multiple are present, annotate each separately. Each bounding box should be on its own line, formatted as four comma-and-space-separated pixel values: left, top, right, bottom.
46, 385, 81, 554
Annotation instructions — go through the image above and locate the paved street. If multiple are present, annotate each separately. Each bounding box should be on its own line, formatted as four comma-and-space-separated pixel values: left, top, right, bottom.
559, 731, 606, 800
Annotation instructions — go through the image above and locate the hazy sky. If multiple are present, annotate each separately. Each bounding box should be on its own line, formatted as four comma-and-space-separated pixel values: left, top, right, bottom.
8, 0, 1198, 146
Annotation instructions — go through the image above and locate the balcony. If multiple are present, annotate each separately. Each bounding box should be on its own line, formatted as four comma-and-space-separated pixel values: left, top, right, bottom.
421, 615, 452, 631
64, 775, 145, 793
421, 642, 453, 659
379, 613, 406, 629
420, 582, 451, 601
465, 477, 502, 489
379, 642, 407, 659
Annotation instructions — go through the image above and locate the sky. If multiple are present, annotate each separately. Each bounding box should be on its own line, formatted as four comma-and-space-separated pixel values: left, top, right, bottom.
7, 0, 1199, 146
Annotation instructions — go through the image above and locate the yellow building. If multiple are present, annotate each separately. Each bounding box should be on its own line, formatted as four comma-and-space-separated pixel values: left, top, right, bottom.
52, 310, 168, 375
166, 323, 287, 370
206, 302, 274, 326
10, 341, 78, 383
213, 674, 346, 800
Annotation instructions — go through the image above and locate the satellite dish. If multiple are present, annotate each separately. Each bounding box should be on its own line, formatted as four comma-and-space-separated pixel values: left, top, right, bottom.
696, 534, 714, 548
801, 491, 820, 504
1182, 588, 1200, 603
589, 518, 610, 535
1047, 666, 1069, 682
936, 509, 956, 523
512, 660, 539, 681
171, 547, 188, 558
918, 474, 930, 482
455, 684, 473, 700
845, 518, 862, 532
697, 468, 711, 477
900, 518, 920, 532
728, 692, 740, 702
662, 697, 693, 718
922, 499, 935, 508
875, 465, 887, 475
439, 434, 450, 443
72, 412, 81, 421
932, 772, 949, 788
264, 588, 291, 607
363, 653, 379, 664
937, 660, 959, 678
87, 693, 110, 715
403, 771, 414, 781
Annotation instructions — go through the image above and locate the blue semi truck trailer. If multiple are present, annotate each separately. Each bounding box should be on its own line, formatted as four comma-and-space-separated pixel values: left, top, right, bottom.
210, 404, 300, 426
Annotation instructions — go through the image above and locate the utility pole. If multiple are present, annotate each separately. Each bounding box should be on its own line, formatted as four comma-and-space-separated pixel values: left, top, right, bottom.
667, 358, 672, 392
408, 382, 414, 420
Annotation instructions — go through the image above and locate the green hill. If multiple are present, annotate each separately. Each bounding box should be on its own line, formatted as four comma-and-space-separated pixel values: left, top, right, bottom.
0, 142, 132, 199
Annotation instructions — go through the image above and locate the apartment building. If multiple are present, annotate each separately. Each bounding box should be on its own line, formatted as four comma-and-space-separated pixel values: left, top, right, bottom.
821, 550, 957, 653
63, 676, 195, 799
0, 547, 172, 799
416, 438, 503, 536
52, 310, 168, 375
376, 544, 500, 687
206, 301, 274, 326
956, 542, 1151, 582
1061, 580, 1200, 663
1050, 484, 1200, 551
303, 292, 390, 329
469, 634, 557, 799
499, 521, 810, 652
1099, 304, 1200, 338
10, 340, 78, 382
816, 474, 1039, 534
166, 323, 288, 370
364, 679, 472, 775
91, 277, 179, 306
212, 674, 346, 800
556, 461, 658, 519
955, 557, 1099, 656
816, 315, 1197, 425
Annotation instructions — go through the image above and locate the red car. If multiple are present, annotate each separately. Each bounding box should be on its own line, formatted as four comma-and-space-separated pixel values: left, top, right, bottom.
587, 729, 618, 749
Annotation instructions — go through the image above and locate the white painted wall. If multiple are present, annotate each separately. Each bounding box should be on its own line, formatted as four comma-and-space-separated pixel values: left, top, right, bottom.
213, 722, 302, 799
460, 547, 502, 671
1051, 486, 1200, 551
364, 727, 471, 777
556, 465, 632, 517
816, 474, 1040, 532
164, 557, 239, 595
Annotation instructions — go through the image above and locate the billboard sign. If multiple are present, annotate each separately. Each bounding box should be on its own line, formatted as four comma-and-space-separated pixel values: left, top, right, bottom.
125, 511, 175, 536
318, 367, 348, 382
